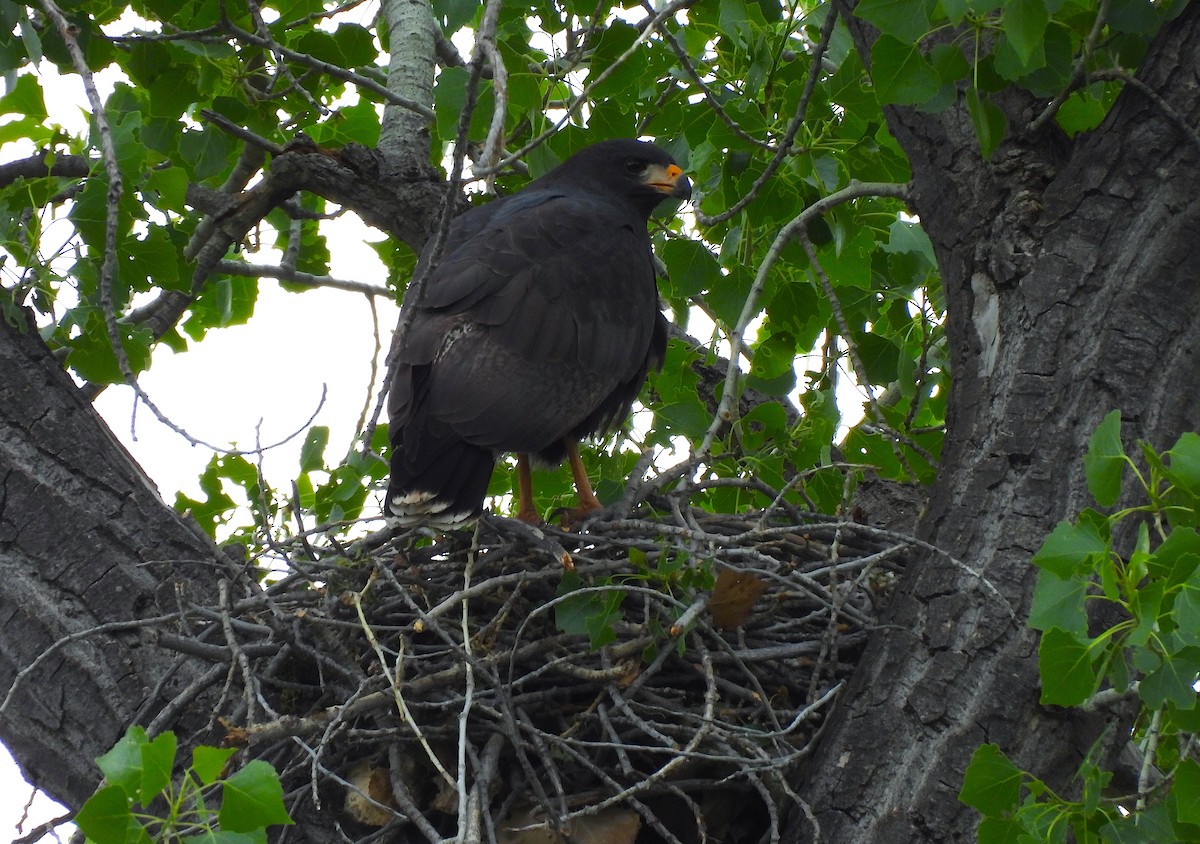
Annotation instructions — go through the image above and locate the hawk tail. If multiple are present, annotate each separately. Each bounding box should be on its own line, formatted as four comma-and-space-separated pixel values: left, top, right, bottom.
386, 436, 495, 527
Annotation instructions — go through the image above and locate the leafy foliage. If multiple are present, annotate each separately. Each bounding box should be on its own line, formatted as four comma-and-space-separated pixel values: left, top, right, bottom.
75, 727, 292, 844
961, 413, 1200, 841
1, 0, 1175, 543
554, 548, 717, 649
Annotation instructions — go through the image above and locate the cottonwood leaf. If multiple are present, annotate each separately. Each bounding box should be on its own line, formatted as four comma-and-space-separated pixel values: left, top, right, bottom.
1038, 628, 1097, 706
220, 761, 293, 833
1001, 0, 1049, 68
1031, 521, 1108, 578
870, 36, 940, 106
139, 731, 177, 804
960, 744, 1023, 816
854, 0, 935, 43
75, 786, 149, 844
1083, 410, 1124, 507
1175, 760, 1200, 826
96, 727, 148, 799
1167, 432, 1200, 495
1139, 647, 1200, 710
1029, 570, 1087, 635
299, 426, 329, 473
193, 746, 237, 786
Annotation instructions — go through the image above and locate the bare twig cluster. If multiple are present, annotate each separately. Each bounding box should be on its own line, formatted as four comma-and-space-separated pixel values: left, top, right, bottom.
121, 481, 914, 843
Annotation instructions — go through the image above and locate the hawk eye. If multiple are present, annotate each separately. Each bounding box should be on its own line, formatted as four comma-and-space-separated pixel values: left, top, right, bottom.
624, 158, 645, 174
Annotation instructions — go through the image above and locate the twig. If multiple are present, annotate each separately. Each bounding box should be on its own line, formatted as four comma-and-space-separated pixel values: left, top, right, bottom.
200, 108, 285, 154
694, 2, 840, 227
649, 13, 774, 152
457, 523, 481, 834
351, 570, 456, 789
216, 259, 392, 297
0, 612, 186, 716
11, 811, 73, 844
1136, 707, 1163, 811
697, 180, 910, 457
472, 0, 702, 177
221, 21, 436, 120
1027, 0, 1112, 134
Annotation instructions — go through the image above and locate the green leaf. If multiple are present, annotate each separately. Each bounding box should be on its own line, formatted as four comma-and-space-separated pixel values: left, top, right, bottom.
1057, 86, 1116, 136
96, 726, 149, 799
1107, 0, 1170, 34
977, 816, 1024, 843
1173, 583, 1200, 646
1167, 432, 1200, 495
193, 746, 237, 786
75, 785, 149, 844
1139, 647, 1200, 710
178, 126, 235, 182
140, 731, 177, 805
965, 89, 1007, 160
960, 743, 1023, 816
882, 218, 936, 267
1148, 527, 1200, 587
1100, 802, 1181, 842
182, 831, 266, 844
1176, 759, 1200, 826
749, 329, 798, 384
64, 316, 154, 384
299, 426, 329, 473
1083, 410, 1124, 507
554, 573, 626, 650
1031, 521, 1108, 578
331, 23, 377, 67
431, 0, 478, 30
220, 761, 293, 832
17, 14, 42, 65
0, 72, 47, 120
1128, 579, 1164, 647
186, 276, 258, 337
870, 36, 941, 106
660, 238, 723, 301
1038, 627, 1098, 706
433, 66, 492, 144
854, 0, 935, 42
1001, 0, 1050, 68
1029, 569, 1087, 635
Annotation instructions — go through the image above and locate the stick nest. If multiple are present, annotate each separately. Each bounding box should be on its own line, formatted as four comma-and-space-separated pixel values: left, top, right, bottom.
173, 498, 915, 844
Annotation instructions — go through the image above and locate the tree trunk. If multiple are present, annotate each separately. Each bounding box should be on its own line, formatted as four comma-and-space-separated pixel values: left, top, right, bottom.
792, 5, 1200, 840
0, 311, 221, 808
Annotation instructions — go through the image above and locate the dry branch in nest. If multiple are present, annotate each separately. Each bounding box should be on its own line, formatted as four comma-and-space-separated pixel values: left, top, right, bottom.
159, 492, 915, 844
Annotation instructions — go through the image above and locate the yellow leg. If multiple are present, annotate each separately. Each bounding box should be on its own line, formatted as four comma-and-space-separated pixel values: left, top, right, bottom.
515, 454, 541, 524
566, 440, 603, 515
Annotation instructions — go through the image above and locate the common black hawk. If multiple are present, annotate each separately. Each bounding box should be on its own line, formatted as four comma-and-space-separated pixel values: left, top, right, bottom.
386, 139, 691, 526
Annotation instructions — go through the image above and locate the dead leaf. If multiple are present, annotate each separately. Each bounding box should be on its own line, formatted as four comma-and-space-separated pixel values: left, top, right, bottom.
344, 759, 395, 826
709, 568, 768, 630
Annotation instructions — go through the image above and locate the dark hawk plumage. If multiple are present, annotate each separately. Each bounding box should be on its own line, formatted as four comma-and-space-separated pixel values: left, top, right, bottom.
386, 139, 691, 525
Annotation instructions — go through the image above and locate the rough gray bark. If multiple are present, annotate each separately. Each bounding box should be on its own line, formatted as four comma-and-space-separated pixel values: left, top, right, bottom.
791, 4, 1200, 840
0, 311, 222, 808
